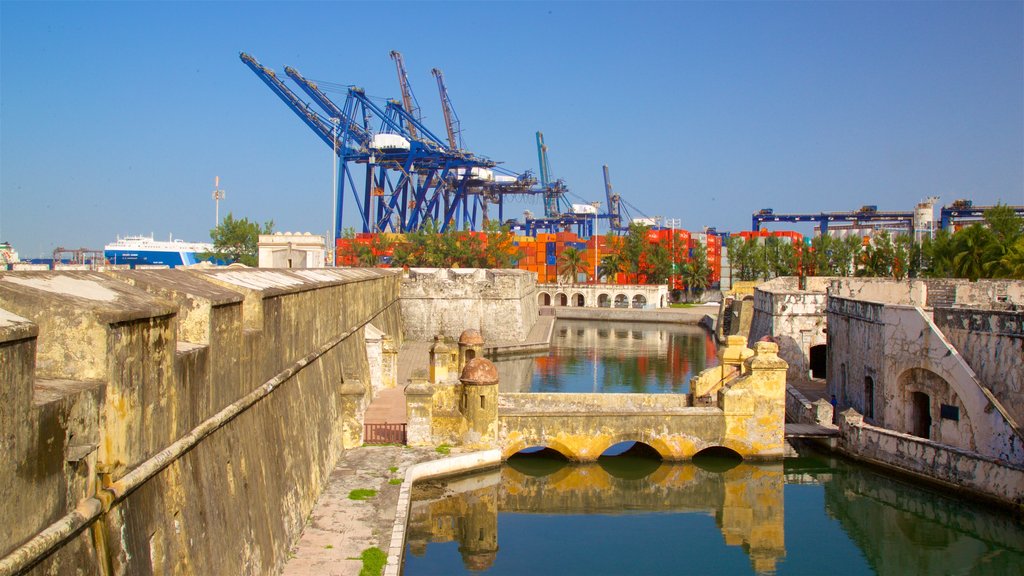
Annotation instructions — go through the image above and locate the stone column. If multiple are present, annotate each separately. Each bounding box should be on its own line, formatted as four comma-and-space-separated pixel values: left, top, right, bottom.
429, 335, 449, 385
339, 380, 366, 449
382, 334, 398, 389
405, 378, 434, 447
459, 357, 499, 448
721, 341, 788, 458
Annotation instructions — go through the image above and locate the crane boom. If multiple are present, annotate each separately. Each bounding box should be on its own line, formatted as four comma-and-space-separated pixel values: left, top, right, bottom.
431, 68, 463, 151
389, 51, 422, 139
239, 52, 337, 150
284, 66, 370, 148
536, 131, 550, 186
603, 165, 623, 231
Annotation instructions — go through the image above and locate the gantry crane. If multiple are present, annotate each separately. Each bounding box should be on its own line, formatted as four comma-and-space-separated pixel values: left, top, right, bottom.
242, 52, 494, 236
389, 51, 422, 139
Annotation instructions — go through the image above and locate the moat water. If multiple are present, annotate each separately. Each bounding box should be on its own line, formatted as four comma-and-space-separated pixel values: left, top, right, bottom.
405, 321, 1023, 575
493, 319, 718, 394
403, 453, 1024, 575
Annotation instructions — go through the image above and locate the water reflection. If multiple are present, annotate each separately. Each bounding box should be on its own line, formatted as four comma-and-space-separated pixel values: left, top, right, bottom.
404, 454, 1024, 575
493, 319, 718, 394
406, 457, 786, 574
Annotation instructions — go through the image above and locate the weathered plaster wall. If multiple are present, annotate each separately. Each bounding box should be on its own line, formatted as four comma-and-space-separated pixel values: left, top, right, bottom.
0, 268, 402, 575
401, 269, 538, 343
749, 285, 828, 387
827, 296, 1022, 465
933, 308, 1024, 427
836, 411, 1024, 510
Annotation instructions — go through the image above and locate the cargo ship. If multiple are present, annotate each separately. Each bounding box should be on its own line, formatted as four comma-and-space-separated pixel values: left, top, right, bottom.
104, 234, 214, 268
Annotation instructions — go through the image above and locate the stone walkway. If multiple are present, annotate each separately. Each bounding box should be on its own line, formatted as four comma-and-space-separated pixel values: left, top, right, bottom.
280, 446, 439, 576
283, 319, 554, 575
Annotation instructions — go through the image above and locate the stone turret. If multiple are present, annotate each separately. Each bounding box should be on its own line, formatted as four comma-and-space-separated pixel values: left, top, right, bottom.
429, 335, 450, 384
459, 357, 499, 447
457, 329, 484, 373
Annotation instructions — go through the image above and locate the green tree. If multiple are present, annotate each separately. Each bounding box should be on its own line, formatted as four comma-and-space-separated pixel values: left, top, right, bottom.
557, 247, 585, 284
726, 236, 760, 281
951, 224, 996, 281
681, 242, 711, 301
207, 212, 273, 266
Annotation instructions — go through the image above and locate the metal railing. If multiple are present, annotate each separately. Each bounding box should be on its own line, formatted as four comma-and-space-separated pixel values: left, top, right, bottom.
365, 423, 407, 445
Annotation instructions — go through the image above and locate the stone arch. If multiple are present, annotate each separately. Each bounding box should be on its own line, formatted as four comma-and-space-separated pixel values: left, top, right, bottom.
894, 365, 984, 453
598, 293, 611, 308
571, 293, 585, 307
595, 433, 673, 461
556, 293, 568, 307
502, 437, 581, 462
631, 294, 647, 309
693, 445, 744, 460
537, 292, 551, 306
614, 294, 629, 308
809, 344, 827, 379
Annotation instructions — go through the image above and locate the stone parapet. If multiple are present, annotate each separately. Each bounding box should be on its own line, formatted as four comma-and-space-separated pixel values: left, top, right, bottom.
0, 268, 402, 574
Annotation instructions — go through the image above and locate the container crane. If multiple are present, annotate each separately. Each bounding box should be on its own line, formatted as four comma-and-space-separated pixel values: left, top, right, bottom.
603, 165, 623, 232
242, 52, 494, 236
431, 68, 463, 152
389, 51, 423, 139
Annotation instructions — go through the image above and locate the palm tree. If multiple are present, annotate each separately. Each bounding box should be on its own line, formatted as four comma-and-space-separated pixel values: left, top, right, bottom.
598, 252, 624, 283
557, 247, 585, 284
681, 243, 711, 301
952, 224, 995, 281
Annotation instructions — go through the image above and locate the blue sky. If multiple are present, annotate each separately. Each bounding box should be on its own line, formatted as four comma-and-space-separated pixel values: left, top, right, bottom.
2, 1, 1022, 257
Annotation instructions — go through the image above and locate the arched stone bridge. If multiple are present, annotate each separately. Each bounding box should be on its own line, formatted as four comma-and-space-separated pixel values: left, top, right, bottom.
406, 339, 789, 463
497, 390, 782, 461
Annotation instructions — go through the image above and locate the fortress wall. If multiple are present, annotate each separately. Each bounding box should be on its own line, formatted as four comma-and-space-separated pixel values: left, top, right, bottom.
0, 268, 401, 575
401, 268, 537, 342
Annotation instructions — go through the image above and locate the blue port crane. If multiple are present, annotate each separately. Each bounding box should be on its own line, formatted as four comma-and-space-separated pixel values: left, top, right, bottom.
242, 52, 498, 236
939, 199, 1024, 229
751, 205, 917, 235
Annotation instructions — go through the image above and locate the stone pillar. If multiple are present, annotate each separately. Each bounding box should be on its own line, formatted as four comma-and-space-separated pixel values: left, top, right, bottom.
457, 329, 485, 374
405, 378, 434, 447
459, 357, 499, 448
429, 335, 450, 385
339, 380, 366, 449
723, 335, 755, 375
382, 334, 398, 389
721, 341, 788, 459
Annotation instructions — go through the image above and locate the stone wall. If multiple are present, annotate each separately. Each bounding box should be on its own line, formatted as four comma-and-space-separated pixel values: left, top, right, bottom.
749, 281, 829, 387
0, 268, 401, 575
400, 268, 538, 343
836, 411, 1024, 510
933, 307, 1024, 427
827, 296, 1022, 465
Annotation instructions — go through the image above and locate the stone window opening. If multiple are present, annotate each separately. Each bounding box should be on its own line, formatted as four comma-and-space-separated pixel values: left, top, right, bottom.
864, 376, 875, 420
479, 395, 485, 409
912, 391, 931, 439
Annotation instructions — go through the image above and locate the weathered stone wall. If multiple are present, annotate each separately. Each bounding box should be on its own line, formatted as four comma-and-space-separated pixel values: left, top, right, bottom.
401, 268, 538, 343
0, 268, 401, 575
933, 307, 1024, 427
827, 296, 1022, 465
749, 283, 828, 387
836, 411, 1024, 510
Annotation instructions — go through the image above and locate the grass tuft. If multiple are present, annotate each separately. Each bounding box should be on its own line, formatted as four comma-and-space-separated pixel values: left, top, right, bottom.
388, 478, 403, 485
358, 547, 387, 576
348, 488, 378, 501
435, 444, 452, 455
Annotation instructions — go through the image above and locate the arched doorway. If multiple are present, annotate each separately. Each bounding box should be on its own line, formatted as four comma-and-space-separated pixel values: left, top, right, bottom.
538, 292, 551, 306
614, 294, 628, 308
557, 293, 568, 306
809, 344, 827, 379
598, 293, 611, 308
632, 295, 647, 309
571, 293, 585, 307
912, 391, 931, 439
